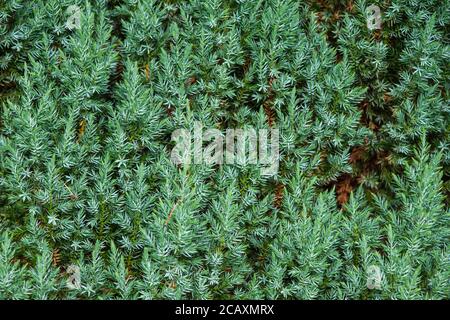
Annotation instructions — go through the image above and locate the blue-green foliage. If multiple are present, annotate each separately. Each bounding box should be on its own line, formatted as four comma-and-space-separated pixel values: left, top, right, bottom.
0, 0, 448, 299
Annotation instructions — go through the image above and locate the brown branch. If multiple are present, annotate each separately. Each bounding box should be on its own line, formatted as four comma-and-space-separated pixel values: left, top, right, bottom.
165, 198, 182, 226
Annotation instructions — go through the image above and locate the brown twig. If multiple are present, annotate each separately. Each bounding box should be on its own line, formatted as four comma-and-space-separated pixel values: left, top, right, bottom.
274, 183, 285, 209
52, 249, 61, 267
145, 63, 150, 81
165, 198, 182, 226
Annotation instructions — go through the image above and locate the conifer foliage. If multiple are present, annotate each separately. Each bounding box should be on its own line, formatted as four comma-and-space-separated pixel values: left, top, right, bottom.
0, 0, 448, 299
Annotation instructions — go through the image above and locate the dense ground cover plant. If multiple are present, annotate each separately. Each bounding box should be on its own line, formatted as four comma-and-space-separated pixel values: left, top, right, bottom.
0, 0, 448, 299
